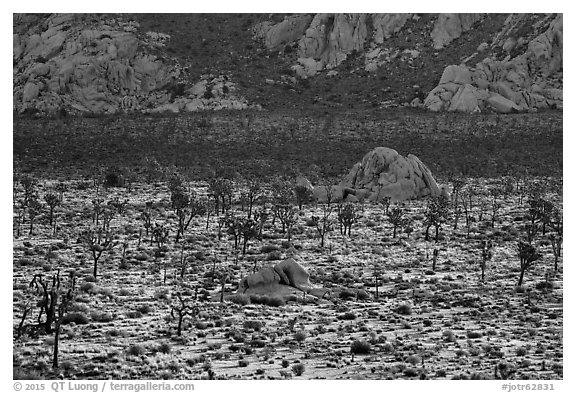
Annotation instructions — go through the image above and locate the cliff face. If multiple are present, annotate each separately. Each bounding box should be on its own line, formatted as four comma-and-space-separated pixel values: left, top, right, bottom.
13, 14, 256, 114
14, 13, 562, 115
254, 13, 562, 112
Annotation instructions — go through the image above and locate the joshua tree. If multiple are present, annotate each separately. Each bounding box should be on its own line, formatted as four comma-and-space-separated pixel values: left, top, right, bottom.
274, 204, 298, 240
243, 178, 263, 219
225, 215, 243, 250
424, 195, 450, 242
29, 270, 76, 369
517, 241, 542, 287
459, 191, 473, 238
480, 240, 494, 281
170, 293, 199, 336
44, 192, 60, 227
253, 208, 269, 238
380, 196, 392, 215
79, 228, 116, 280
387, 206, 405, 238
239, 218, 260, 254
337, 203, 360, 237
100, 205, 116, 232
311, 202, 334, 248
92, 197, 105, 226
27, 197, 43, 235
489, 188, 502, 228
547, 205, 563, 271
207, 178, 234, 214
140, 202, 153, 239
294, 185, 313, 211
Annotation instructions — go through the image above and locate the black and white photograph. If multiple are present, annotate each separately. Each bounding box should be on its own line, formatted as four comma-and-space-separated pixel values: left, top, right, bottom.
9, 4, 568, 390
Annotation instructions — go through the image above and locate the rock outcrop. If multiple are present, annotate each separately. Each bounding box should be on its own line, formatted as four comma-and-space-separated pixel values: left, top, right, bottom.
314, 147, 440, 203
425, 14, 562, 113
431, 14, 483, 49
13, 14, 258, 114
239, 258, 329, 299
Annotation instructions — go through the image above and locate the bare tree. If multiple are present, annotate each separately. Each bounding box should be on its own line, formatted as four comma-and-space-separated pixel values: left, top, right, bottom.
79, 228, 116, 280
517, 241, 542, 287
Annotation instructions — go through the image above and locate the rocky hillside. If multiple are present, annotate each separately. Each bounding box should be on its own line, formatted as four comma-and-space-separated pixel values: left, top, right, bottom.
13, 13, 562, 115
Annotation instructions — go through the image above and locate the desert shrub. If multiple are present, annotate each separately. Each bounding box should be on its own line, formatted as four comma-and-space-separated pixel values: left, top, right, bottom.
266, 296, 285, 307
238, 360, 249, 367
292, 363, 305, 376
339, 289, 356, 300
443, 330, 456, 342
249, 339, 266, 348
266, 250, 283, 261
126, 310, 143, 319
158, 342, 172, 354
195, 321, 208, 330
466, 331, 482, 339
282, 359, 290, 368
126, 344, 145, 356
395, 303, 412, 315
515, 347, 528, 356
90, 311, 114, 323
228, 294, 250, 305
338, 312, 356, 320
294, 331, 307, 342
103, 167, 124, 188
249, 294, 268, 305
423, 319, 433, 327
261, 244, 280, 253
62, 312, 89, 325
243, 320, 263, 331
356, 289, 370, 300
404, 368, 418, 377
136, 304, 154, 314
350, 340, 371, 354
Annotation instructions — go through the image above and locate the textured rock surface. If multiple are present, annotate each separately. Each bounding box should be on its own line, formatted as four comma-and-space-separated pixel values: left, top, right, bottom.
425, 14, 562, 113
314, 147, 440, 203
238, 258, 328, 298
13, 14, 258, 114
431, 14, 483, 49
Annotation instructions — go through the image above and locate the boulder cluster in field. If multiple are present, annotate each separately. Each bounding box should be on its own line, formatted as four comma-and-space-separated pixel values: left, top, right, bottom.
313, 147, 441, 203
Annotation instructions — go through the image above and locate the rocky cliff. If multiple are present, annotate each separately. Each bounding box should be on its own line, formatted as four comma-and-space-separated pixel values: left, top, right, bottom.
14, 13, 562, 115
13, 14, 257, 114
255, 13, 562, 113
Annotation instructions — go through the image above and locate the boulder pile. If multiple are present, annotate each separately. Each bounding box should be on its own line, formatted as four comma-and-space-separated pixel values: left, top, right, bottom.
238, 258, 329, 299
313, 147, 441, 203
13, 14, 258, 114
424, 14, 562, 113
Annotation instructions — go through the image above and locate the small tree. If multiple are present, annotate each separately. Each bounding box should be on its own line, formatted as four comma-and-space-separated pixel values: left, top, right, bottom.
44, 192, 60, 227
548, 205, 562, 271
92, 198, 105, 226
424, 196, 450, 242
517, 241, 542, 287
30, 270, 76, 369
27, 197, 43, 235
480, 239, 493, 281
294, 185, 313, 211
274, 204, 298, 240
79, 228, 116, 280
244, 178, 263, 219
459, 191, 474, 238
170, 293, 199, 336
239, 217, 260, 254
387, 206, 405, 238
489, 188, 502, 228
380, 196, 391, 215
311, 203, 334, 248
337, 203, 360, 237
